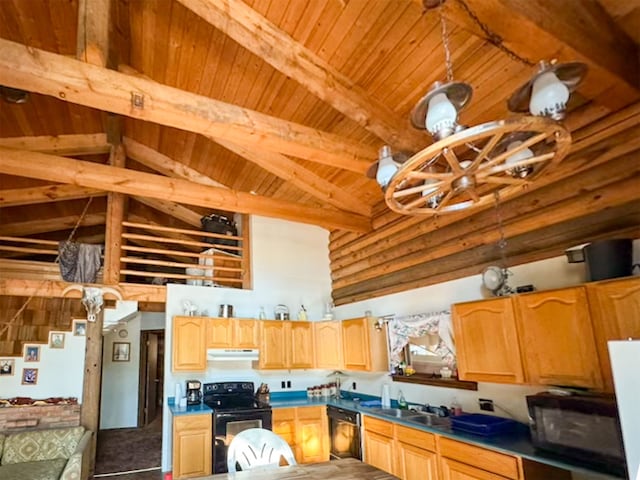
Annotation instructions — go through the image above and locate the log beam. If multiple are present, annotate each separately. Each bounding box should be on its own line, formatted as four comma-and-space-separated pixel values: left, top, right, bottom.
76, 0, 110, 67
177, 0, 428, 152
104, 145, 127, 284
444, 0, 639, 111
0, 185, 104, 207
0, 134, 110, 156
0, 213, 106, 237
0, 38, 375, 173
0, 148, 371, 232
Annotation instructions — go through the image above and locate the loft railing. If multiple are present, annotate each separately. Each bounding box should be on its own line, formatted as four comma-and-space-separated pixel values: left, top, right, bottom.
120, 221, 247, 288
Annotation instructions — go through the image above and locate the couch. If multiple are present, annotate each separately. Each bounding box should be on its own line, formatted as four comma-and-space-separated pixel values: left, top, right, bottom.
0, 426, 92, 480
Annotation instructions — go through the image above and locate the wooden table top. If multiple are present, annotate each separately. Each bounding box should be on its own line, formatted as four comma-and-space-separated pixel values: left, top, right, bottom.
197, 458, 399, 479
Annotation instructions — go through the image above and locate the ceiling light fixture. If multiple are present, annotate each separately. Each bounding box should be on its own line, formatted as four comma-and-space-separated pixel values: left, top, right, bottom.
370, 1, 586, 216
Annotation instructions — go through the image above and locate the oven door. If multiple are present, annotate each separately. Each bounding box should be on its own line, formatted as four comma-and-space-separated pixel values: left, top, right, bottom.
213, 409, 273, 474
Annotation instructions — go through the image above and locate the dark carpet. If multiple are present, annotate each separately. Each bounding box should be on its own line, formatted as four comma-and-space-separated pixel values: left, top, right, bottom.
95, 416, 163, 476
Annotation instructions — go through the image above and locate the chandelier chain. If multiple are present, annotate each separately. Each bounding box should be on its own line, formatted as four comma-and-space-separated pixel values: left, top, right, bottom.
439, 3, 454, 82
455, 0, 535, 67
493, 191, 509, 270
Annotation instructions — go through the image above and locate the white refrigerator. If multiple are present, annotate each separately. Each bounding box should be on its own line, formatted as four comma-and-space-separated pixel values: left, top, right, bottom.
609, 340, 640, 480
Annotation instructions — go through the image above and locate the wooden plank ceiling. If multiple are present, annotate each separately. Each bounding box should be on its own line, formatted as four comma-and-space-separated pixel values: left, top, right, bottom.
0, 0, 638, 304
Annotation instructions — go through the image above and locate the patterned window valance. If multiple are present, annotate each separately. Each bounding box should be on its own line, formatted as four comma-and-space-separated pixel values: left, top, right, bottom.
388, 310, 456, 368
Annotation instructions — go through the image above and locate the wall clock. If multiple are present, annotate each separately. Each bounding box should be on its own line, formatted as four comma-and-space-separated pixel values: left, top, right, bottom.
118, 329, 128, 338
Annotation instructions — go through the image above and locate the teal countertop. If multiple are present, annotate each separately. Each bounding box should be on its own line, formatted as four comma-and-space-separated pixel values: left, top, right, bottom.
270, 391, 623, 479
168, 397, 213, 416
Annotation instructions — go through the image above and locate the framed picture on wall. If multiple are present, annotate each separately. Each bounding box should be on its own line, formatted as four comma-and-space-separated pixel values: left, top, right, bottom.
24, 345, 40, 362
112, 342, 130, 362
49, 332, 65, 349
0, 359, 15, 376
73, 320, 87, 336
22, 368, 38, 385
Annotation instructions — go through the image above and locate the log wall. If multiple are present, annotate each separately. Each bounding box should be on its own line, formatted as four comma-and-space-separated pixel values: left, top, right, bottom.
330, 103, 640, 305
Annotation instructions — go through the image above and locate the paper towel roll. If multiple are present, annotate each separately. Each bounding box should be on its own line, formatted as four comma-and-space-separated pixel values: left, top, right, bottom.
381, 384, 391, 408
175, 383, 183, 403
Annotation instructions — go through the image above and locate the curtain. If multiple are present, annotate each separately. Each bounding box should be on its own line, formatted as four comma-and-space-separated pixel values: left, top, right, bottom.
388, 310, 456, 368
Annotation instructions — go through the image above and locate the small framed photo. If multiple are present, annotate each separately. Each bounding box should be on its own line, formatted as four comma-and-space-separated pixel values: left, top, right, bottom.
73, 320, 87, 336
0, 359, 15, 376
24, 345, 41, 362
49, 332, 65, 349
112, 342, 130, 362
22, 368, 38, 385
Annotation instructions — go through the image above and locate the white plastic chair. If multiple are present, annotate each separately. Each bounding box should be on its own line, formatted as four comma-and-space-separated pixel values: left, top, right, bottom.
226, 428, 297, 473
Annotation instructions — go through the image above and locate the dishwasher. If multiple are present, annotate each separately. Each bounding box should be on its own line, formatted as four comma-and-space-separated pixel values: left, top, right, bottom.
327, 405, 362, 460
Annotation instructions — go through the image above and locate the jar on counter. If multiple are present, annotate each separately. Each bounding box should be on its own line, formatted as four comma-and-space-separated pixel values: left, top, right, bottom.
307, 388, 313, 399
329, 383, 337, 397
321, 384, 330, 398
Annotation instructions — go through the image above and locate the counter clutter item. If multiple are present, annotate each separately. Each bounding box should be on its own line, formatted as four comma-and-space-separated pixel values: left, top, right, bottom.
275, 304, 290, 320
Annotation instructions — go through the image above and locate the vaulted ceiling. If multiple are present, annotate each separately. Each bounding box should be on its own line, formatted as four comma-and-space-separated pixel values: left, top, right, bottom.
0, 0, 639, 303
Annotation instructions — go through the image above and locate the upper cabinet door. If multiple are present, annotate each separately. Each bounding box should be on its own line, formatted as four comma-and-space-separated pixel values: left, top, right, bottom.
452, 297, 524, 384
235, 319, 259, 349
313, 321, 343, 369
206, 318, 233, 348
515, 287, 603, 389
587, 277, 640, 392
342, 318, 370, 371
290, 322, 314, 369
259, 321, 289, 369
173, 316, 207, 372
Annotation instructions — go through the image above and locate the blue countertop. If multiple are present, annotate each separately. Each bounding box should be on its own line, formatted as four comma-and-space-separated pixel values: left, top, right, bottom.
168, 391, 621, 479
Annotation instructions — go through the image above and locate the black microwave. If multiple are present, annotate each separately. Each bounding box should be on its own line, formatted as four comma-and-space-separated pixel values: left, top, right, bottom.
527, 393, 627, 476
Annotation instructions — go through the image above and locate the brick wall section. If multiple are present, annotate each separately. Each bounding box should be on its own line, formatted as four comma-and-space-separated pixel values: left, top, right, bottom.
0, 404, 81, 432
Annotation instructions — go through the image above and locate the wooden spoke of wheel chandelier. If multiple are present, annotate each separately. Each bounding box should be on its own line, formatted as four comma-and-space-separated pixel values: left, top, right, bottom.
384, 116, 571, 215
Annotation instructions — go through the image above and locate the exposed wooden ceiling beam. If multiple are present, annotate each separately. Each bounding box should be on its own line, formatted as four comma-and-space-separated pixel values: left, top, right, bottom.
443, 0, 639, 111
0, 278, 165, 302
0, 148, 371, 232
0, 38, 375, 173
133, 197, 203, 227
0, 134, 110, 156
176, 0, 428, 153
214, 138, 371, 217
76, 0, 110, 67
0, 185, 104, 207
123, 138, 229, 188
0, 213, 106, 237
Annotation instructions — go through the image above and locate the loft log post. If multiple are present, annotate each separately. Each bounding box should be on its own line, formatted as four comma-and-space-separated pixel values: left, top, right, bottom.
81, 308, 103, 476
241, 214, 252, 290
104, 144, 127, 284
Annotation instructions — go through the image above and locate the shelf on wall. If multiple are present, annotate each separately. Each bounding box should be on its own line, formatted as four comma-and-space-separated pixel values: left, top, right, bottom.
391, 373, 478, 391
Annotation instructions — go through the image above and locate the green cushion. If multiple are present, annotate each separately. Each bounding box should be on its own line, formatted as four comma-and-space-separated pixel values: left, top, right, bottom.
2, 427, 84, 465
0, 458, 67, 480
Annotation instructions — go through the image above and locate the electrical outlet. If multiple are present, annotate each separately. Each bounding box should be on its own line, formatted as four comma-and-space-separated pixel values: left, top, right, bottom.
286, 380, 291, 388
479, 398, 494, 411
281, 381, 286, 389
352, 381, 357, 390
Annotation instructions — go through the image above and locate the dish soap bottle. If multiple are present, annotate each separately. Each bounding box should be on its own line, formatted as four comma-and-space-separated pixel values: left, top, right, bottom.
398, 389, 408, 410
297, 305, 307, 320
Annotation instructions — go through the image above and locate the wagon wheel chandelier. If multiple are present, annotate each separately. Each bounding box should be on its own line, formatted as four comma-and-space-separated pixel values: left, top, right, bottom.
371, 0, 587, 216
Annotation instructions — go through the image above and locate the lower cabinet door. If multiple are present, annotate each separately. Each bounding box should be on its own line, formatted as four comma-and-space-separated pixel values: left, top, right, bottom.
173, 414, 212, 479
440, 457, 510, 480
397, 441, 439, 480
364, 430, 395, 475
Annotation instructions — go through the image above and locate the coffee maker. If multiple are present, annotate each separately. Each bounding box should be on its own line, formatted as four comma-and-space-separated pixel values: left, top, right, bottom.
186, 380, 202, 405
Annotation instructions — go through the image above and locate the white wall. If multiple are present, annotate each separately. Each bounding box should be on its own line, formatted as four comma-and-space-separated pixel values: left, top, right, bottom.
0, 329, 85, 400
100, 314, 141, 429
161, 215, 332, 471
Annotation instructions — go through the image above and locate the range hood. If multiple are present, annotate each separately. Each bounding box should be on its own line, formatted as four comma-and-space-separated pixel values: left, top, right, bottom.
207, 348, 259, 361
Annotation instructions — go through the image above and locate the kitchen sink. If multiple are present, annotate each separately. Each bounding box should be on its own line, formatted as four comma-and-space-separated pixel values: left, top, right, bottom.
404, 413, 452, 428
366, 407, 420, 418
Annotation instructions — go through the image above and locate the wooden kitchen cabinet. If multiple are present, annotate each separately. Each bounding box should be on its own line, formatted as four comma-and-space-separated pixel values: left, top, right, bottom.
363, 416, 396, 475
172, 316, 207, 372
258, 321, 314, 369
438, 437, 519, 480
514, 287, 603, 389
453, 297, 524, 384
206, 318, 258, 349
172, 413, 212, 479
587, 276, 640, 392
273, 406, 328, 464
395, 425, 438, 480
313, 320, 343, 369
342, 317, 389, 372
